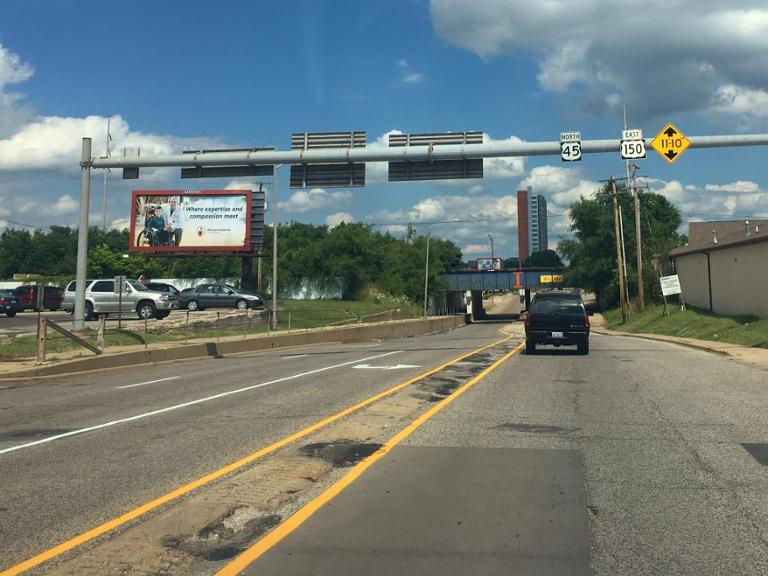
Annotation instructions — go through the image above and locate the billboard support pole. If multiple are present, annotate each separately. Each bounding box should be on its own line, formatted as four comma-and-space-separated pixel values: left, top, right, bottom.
73, 138, 92, 331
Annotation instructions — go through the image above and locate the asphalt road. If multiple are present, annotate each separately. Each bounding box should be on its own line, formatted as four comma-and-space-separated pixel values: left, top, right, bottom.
0, 323, 509, 571
242, 331, 768, 576
0, 311, 72, 337
3, 325, 768, 575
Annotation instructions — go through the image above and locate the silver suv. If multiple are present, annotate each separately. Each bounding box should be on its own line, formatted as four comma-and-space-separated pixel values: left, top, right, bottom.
62, 279, 177, 320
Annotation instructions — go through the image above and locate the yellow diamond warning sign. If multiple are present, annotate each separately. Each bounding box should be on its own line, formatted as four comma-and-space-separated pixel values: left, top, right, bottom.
651, 123, 690, 163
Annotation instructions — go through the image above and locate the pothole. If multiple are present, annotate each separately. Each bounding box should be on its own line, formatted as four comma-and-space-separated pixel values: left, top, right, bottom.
163, 508, 281, 561
299, 440, 382, 467
495, 422, 581, 435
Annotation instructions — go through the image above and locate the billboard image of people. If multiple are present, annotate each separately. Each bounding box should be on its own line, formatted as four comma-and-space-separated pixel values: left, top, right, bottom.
477, 257, 502, 271
129, 190, 251, 253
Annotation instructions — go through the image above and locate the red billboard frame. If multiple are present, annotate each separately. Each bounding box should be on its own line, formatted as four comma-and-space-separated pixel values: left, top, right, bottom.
128, 189, 252, 254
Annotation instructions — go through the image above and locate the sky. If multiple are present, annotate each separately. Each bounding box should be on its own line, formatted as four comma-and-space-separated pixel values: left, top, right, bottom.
1, 0, 767, 260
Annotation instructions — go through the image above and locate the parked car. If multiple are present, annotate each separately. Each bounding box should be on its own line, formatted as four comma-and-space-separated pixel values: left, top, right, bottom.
143, 282, 181, 296
177, 283, 264, 311
0, 289, 23, 317
61, 278, 178, 320
12, 284, 64, 311
524, 291, 590, 355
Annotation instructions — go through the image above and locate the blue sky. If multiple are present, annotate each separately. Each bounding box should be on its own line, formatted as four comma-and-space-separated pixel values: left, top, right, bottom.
1, 0, 767, 260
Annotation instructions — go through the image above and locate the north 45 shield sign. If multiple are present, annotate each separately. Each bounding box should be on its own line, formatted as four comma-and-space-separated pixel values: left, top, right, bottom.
560, 131, 581, 162
651, 123, 690, 164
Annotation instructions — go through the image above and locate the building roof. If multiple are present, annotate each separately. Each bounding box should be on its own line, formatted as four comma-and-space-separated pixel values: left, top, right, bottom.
670, 219, 768, 257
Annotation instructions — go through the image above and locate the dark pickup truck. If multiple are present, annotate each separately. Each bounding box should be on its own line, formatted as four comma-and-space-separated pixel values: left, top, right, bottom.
524, 292, 590, 355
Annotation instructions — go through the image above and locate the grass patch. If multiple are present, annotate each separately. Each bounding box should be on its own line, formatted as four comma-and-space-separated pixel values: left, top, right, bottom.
604, 303, 768, 348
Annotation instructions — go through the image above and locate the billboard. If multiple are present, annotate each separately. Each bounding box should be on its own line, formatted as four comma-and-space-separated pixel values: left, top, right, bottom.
129, 190, 252, 253
477, 257, 502, 271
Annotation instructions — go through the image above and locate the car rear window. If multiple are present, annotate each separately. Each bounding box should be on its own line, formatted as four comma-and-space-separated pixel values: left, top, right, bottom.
531, 298, 584, 313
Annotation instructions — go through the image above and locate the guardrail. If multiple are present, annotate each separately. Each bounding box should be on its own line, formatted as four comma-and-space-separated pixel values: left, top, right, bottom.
37, 317, 102, 363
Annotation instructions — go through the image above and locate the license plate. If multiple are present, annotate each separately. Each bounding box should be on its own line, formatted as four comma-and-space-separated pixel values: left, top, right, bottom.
551, 331, 564, 338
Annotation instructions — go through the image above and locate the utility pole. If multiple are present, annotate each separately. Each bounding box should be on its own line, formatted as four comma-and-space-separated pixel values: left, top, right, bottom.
618, 204, 631, 312
611, 177, 627, 323
631, 164, 645, 312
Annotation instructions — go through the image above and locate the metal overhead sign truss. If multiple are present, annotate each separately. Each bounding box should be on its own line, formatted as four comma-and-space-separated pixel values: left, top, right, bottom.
290, 131, 366, 188
388, 131, 484, 181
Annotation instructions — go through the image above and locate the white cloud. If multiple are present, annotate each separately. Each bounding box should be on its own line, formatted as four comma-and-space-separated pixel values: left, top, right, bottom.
52, 194, 78, 215
224, 179, 260, 191
0, 114, 222, 173
711, 84, 768, 119
462, 243, 493, 257
326, 212, 354, 228
279, 188, 353, 214
649, 177, 768, 220
704, 180, 760, 193
110, 217, 131, 230
0, 42, 33, 109
16, 200, 39, 214
397, 59, 425, 84
484, 135, 525, 179
430, 1, 768, 121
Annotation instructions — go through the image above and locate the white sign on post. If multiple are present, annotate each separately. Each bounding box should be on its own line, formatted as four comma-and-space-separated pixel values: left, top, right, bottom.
659, 274, 682, 296
620, 129, 646, 159
560, 131, 582, 162
114, 275, 127, 293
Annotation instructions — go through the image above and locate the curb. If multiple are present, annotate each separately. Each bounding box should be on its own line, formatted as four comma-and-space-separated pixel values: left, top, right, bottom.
0, 315, 469, 380
592, 327, 734, 356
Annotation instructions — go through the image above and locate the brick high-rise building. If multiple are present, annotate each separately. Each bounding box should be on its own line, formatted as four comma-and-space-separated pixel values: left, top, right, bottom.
517, 187, 548, 259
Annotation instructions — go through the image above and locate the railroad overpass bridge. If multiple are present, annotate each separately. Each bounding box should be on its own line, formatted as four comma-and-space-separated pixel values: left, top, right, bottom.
437, 268, 566, 318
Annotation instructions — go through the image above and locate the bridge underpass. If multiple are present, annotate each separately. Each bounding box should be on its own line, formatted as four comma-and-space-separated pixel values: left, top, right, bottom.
438, 268, 566, 319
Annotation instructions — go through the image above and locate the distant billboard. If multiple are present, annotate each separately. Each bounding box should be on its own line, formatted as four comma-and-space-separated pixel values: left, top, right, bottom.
477, 257, 502, 271
129, 190, 252, 253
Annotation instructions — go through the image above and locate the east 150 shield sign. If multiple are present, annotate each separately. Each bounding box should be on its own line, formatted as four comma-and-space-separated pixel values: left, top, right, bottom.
129, 190, 251, 253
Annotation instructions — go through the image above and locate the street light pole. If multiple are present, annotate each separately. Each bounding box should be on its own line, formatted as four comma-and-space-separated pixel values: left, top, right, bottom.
488, 234, 494, 260
73, 138, 92, 331
271, 165, 281, 330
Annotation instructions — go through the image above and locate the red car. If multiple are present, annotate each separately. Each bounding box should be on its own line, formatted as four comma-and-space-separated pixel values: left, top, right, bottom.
12, 285, 65, 311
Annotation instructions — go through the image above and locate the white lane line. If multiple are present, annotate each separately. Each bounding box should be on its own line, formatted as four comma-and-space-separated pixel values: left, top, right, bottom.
117, 376, 180, 390
281, 354, 309, 360
0, 350, 401, 456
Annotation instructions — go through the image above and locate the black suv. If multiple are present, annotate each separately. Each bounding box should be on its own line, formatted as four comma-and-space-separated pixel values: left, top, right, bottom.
524, 292, 590, 355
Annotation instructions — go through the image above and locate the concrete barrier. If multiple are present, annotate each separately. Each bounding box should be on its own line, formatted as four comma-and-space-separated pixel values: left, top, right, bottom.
4, 315, 469, 378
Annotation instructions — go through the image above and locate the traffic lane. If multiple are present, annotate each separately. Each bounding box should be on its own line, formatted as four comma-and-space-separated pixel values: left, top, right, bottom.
0, 343, 402, 452
0, 311, 71, 336
404, 332, 768, 574
0, 323, 512, 569
249, 446, 590, 576
0, 324, 507, 451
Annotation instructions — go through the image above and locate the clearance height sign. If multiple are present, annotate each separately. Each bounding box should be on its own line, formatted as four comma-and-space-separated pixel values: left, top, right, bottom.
129, 190, 252, 253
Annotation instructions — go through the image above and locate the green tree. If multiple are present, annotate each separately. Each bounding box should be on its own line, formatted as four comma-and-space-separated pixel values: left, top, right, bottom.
526, 249, 564, 267
558, 182, 683, 308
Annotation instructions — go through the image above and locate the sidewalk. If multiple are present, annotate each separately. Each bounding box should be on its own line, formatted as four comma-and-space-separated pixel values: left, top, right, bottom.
592, 313, 768, 370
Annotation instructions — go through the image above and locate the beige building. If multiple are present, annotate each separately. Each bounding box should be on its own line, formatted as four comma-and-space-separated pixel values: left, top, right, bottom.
669, 220, 768, 318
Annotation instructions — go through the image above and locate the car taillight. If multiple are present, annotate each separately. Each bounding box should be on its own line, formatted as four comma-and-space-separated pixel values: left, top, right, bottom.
584, 313, 590, 328
0, 298, 7, 305
524, 312, 532, 327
